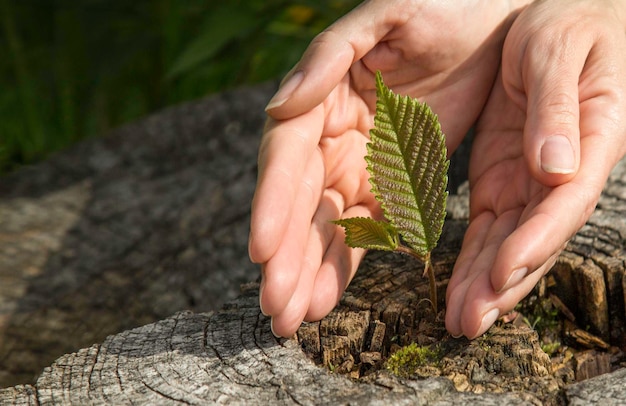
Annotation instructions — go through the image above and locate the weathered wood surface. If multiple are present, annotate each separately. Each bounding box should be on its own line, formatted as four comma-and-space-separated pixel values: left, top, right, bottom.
1, 82, 626, 404
0, 83, 271, 387
0, 280, 625, 405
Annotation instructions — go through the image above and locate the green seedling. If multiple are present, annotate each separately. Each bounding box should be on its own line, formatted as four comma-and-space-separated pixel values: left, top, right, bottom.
334, 71, 449, 313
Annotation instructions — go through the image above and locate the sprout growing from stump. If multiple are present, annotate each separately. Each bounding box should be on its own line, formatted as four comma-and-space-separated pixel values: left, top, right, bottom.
333, 71, 449, 312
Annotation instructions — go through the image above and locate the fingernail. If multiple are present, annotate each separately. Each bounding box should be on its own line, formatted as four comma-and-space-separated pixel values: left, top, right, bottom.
259, 277, 269, 316
265, 71, 304, 111
541, 135, 575, 174
475, 308, 500, 338
248, 231, 256, 263
498, 267, 528, 293
270, 318, 283, 338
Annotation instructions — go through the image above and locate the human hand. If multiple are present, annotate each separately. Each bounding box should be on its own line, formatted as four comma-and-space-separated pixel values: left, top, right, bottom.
249, 0, 529, 338
445, 0, 626, 339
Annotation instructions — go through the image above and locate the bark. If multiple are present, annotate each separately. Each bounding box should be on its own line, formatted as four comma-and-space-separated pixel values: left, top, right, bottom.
1, 82, 626, 404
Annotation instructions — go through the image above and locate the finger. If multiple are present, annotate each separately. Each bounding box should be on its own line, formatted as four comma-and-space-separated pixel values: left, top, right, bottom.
304, 204, 372, 322
269, 189, 345, 338
265, 0, 400, 119
489, 191, 577, 293
445, 211, 496, 304
458, 256, 551, 339
258, 148, 325, 317
445, 208, 520, 337
249, 107, 324, 264
505, 28, 591, 186
491, 138, 614, 293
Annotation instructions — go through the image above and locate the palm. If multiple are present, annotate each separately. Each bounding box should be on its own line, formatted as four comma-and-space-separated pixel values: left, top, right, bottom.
315, 30, 507, 230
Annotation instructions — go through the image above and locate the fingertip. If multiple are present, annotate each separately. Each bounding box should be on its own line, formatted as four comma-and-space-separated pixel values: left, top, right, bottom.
248, 219, 282, 264
539, 134, 579, 182
264, 32, 355, 121
305, 276, 342, 322
270, 310, 306, 339
248, 225, 277, 265
305, 235, 366, 321
248, 231, 261, 264
444, 283, 464, 338
270, 317, 302, 340
248, 198, 270, 264
494, 267, 528, 294
259, 276, 269, 316
269, 317, 283, 339
260, 281, 295, 318
524, 133, 579, 187
468, 308, 500, 340
265, 70, 305, 115
248, 189, 291, 264
540, 135, 576, 174
445, 316, 463, 339
267, 0, 393, 121
269, 258, 321, 338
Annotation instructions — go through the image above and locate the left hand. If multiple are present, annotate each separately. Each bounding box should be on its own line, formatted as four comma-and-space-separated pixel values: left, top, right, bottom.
445, 0, 626, 338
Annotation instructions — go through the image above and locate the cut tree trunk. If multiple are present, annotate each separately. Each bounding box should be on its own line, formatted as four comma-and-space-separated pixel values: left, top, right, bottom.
0, 83, 272, 387
1, 82, 626, 404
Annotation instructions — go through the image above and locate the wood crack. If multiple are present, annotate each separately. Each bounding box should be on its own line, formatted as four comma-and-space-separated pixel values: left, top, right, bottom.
140, 380, 193, 405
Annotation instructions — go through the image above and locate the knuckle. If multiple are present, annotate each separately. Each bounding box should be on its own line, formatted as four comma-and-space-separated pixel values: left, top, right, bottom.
538, 90, 579, 126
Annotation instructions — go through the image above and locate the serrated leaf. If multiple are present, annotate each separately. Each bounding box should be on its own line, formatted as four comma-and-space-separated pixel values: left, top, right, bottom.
333, 217, 399, 251
366, 71, 449, 258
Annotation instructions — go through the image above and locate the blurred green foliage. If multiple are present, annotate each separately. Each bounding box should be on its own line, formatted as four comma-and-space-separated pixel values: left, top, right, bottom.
0, 0, 360, 174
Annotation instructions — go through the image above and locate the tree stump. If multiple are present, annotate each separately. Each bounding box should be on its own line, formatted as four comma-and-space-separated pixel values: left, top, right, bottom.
1, 82, 626, 404
0, 83, 271, 387
293, 158, 626, 402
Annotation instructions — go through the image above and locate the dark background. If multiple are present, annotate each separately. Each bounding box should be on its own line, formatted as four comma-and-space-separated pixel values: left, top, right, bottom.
0, 0, 360, 174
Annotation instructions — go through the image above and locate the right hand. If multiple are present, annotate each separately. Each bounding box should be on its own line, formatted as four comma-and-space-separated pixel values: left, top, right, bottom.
445, 0, 626, 339
249, 0, 530, 338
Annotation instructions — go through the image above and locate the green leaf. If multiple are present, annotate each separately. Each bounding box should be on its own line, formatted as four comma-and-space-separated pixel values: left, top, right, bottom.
333, 217, 399, 251
366, 71, 449, 258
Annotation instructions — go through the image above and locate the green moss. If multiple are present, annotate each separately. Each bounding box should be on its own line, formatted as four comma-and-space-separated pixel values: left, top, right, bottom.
541, 341, 562, 357
385, 343, 442, 378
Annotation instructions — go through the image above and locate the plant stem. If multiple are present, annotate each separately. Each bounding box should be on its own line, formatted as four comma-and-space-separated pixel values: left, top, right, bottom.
395, 246, 437, 314
424, 254, 437, 314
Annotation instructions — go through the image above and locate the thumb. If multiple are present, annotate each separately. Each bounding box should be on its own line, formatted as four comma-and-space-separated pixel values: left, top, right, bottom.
264, 0, 394, 120
524, 72, 581, 186
509, 37, 587, 187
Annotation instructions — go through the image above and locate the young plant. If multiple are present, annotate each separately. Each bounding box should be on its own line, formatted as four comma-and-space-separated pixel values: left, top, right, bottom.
333, 71, 449, 312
